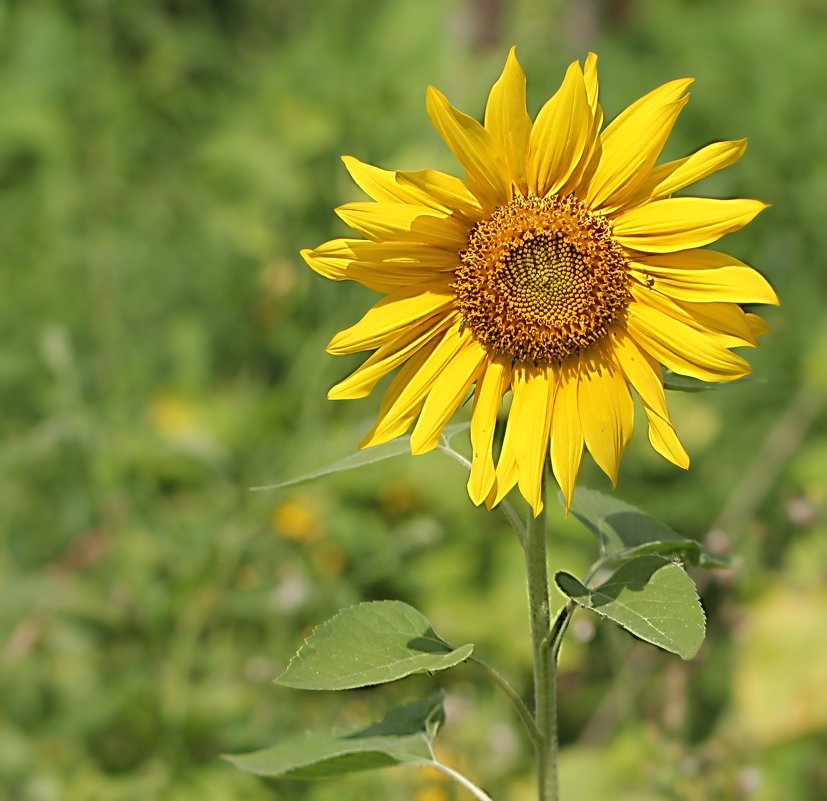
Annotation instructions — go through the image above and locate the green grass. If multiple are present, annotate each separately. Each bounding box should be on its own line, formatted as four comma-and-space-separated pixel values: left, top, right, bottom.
1, 1, 826, 799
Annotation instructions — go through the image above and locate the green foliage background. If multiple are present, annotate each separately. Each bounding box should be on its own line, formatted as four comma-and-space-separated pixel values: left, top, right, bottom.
1, 0, 825, 799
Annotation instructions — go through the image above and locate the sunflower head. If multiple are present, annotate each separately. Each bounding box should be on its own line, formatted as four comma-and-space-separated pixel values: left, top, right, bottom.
303, 48, 777, 515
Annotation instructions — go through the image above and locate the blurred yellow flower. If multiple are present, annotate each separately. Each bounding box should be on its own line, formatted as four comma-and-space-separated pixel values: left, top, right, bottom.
272, 497, 321, 542
304, 48, 777, 514
148, 392, 202, 440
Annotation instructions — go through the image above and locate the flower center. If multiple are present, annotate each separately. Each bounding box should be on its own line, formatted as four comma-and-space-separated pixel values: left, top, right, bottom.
454, 193, 631, 363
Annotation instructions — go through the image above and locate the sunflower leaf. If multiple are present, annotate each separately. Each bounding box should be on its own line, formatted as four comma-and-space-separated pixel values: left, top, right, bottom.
566, 487, 730, 568
556, 556, 706, 659
277, 601, 474, 690
252, 424, 472, 491
251, 438, 412, 490
224, 692, 444, 779
663, 370, 755, 393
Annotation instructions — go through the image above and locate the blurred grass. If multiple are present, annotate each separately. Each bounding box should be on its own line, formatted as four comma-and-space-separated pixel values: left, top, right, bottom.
0, 0, 825, 799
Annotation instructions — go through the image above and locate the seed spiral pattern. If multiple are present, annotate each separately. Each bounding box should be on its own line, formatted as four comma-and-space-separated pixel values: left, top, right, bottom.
454, 193, 631, 363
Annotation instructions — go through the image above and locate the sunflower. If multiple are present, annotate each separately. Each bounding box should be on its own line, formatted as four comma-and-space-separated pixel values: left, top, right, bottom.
302, 49, 777, 515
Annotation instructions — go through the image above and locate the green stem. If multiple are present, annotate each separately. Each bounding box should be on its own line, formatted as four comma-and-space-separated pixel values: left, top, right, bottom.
471, 655, 541, 745
437, 444, 526, 546
422, 752, 495, 801
523, 480, 559, 801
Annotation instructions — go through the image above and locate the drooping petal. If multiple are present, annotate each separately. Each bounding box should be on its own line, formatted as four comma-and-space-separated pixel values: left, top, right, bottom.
644, 407, 690, 469
410, 338, 488, 454
336, 201, 469, 247
513, 362, 556, 515
426, 85, 510, 208
468, 356, 512, 506
359, 320, 469, 448
612, 197, 768, 253
608, 327, 665, 413
484, 432, 519, 511
609, 329, 689, 468
585, 78, 693, 212
328, 313, 455, 399
528, 60, 594, 198
327, 283, 455, 354
485, 46, 532, 195
626, 300, 752, 381
485, 369, 530, 510
357, 336, 443, 447
550, 357, 584, 510
577, 345, 634, 484
630, 283, 758, 348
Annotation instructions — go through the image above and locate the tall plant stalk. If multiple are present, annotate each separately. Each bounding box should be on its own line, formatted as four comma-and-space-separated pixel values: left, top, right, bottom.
522, 477, 559, 801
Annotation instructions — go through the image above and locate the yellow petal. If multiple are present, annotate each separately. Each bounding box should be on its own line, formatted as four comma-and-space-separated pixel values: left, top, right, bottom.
577, 346, 634, 485
560, 52, 604, 198
360, 320, 468, 448
585, 78, 693, 212
630, 284, 758, 348
395, 169, 483, 221
626, 300, 752, 381
485, 369, 530, 510
328, 314, 454, 399
342, 156, 483, 223
336, 201, 468, 247
644, 406, 690, 469
327, 283, 455, 355
609, 327, 667, 415
357, 336, 443, 447
426, 85, 510, 208
301, 242, 351, 281
484, 46, 532, 195
528, 60, 594, 197
609, 329, 688, 469
467, 356, 512, 505
550, 357, 584, 510
485, 416, 519, 511
646, 139, 748, 201
410, 338, 487, 454
301, 239, 457, 293
342, 155, 434, 206
515, 363, 555, 516
745, 312, 771, 338
612, 197, 768, 253
582, 52, 600, 112
308, 238, 459, 272
630, 249, 778, 305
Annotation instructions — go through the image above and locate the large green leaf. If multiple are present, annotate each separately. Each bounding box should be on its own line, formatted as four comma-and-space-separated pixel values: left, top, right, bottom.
556, 555, 706, 659
567, 487, 729, 568
225, 693, 444, 778
278, 601, 474, 690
